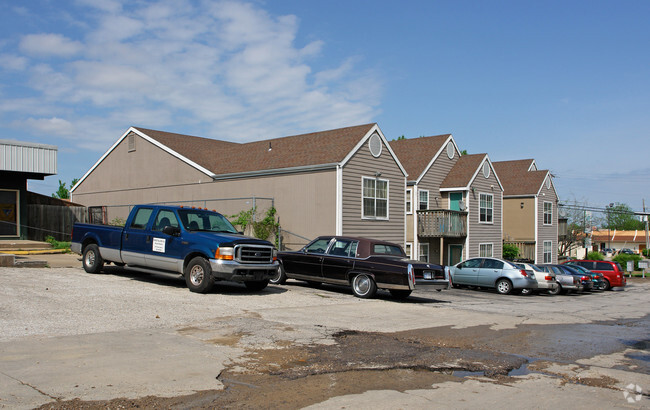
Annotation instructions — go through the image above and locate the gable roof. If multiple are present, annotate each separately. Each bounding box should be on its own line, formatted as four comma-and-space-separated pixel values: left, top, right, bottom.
440, 153, 503, 191
72, 123, 406, 191
388, 134, 456, 182
493, 160, 553, 197
137, 123, 382, 177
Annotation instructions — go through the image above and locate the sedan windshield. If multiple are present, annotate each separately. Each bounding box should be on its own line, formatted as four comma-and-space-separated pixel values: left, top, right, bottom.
177, 209, 238, 234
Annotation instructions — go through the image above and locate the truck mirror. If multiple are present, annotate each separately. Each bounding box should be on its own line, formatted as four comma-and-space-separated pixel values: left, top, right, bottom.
163, 225, 181, 236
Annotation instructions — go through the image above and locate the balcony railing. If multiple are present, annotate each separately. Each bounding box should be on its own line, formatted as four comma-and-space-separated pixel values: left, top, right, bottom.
417, 209, 467, 238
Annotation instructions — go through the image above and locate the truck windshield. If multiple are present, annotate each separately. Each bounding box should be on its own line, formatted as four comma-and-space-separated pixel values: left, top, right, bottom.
177, 209, 239, 234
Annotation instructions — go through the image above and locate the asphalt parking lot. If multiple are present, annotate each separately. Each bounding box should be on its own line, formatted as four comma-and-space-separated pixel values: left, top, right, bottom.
1, 264, 648, 408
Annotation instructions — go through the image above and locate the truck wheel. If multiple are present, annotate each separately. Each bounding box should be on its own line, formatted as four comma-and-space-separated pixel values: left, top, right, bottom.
495, 279, 513, 295
389, 289, 412, 300
185, 257, 214, 293
351, 273, 377, 299
244, 280, 269, 291
82, 244, 104, 274
270, 265, 287, 285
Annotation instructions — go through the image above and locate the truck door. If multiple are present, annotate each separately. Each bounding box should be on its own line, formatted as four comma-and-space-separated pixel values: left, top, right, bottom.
147, 209, 184, 273
121, 207, 154, 267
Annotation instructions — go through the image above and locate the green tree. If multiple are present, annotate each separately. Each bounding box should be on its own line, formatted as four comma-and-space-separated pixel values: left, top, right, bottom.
392, 135, 406, 141
604, 203, 644, 230
460, 149, 468, 155
52, 178, 79, 200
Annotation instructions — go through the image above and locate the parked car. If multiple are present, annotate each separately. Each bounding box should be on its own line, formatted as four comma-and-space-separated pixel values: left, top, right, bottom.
564, 263, 606, 290
71, 205, 278, 293
448, 257, 537, 295
563, 260, 626, 290
537, 264, 583, 295
601, 248, 614, 255
273, 236, 448, 299
514, 263, 558, 295
620, 248, 635, 255
557, 264, 594, 292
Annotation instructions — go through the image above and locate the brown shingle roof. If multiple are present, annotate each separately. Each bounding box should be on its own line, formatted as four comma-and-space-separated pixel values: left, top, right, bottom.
135, 124, 376, 176
440, 154, 487, 188
388, 134, 451, 180
493, 160, 548, 196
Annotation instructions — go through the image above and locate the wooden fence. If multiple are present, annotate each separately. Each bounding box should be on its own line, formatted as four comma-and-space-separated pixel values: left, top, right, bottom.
26, 205, 88, 242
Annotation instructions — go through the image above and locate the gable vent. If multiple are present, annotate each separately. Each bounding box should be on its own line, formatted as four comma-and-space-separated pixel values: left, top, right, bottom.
128, 134, 136, 152
482, 161, 490, 178
368, 133, 382, 158
446, 141, 455, 159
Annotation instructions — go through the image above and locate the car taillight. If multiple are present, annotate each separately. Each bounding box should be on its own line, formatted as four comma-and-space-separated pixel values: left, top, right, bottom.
545, 276, 552, 281
520, 269, 528, 277
407, 264, 415, 290
581, 276, 589, 281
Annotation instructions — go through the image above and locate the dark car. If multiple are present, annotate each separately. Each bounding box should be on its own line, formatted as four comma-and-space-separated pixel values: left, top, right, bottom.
555, 264, 594, 292
620, 248, 635, 255
272, 236, 448, 299
537, 264, 583, 295
564, 263, 606, 291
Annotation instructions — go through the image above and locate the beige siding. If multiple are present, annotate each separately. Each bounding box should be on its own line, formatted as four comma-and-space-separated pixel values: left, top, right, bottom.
341, 137, 405, 245
72, 132, 337, 248
537, 178, 558, 263
467, 168, 503, 259
503, 197, 535, 241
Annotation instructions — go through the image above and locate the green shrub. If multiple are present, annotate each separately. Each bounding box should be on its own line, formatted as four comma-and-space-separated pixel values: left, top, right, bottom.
643, 249, 650, 258
587, 251, 604, 260
503, 244, 519, 261
612, 253, 642, 271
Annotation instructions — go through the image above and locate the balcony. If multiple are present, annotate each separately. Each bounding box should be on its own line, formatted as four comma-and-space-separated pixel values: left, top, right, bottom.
417, 209, 467, 238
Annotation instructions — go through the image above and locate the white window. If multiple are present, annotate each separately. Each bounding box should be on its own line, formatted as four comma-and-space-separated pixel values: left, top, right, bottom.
479, 193, 493, 223
543, 202, 553, 225
543, 240, 552, 263
406, 189, 412, 214
405, 243, 413, 259
362, 177, 388, 219
419, 243, 429, 262
479, 243, 493, 257
419, 190, 429, 210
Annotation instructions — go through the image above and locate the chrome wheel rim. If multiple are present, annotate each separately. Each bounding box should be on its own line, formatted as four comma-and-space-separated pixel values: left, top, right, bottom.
189, 265, 204, 286
85, 250, 95, 267
497, 281, 510, 294
353, 275, 370, 296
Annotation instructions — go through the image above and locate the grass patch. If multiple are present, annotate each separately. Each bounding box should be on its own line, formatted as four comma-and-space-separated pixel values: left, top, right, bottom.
45, 235, 71, 252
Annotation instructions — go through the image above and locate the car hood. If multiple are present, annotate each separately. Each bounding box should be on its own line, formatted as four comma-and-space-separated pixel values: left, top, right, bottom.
190, 231, 274, 247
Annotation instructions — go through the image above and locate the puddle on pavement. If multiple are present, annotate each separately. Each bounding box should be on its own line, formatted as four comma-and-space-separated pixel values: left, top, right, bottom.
38, 315, 650, 409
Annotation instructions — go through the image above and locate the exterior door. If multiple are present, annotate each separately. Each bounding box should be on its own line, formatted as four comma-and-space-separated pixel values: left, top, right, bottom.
321, 239, 356, 283
449, 192, 463, 211
0, 189, 18, 237
147, 209, 184, 272
121, 207, 154, 267
449, 244, 463, 266
452, 258, 482, 285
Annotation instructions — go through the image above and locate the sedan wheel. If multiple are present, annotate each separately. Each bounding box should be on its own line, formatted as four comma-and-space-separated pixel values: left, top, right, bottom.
547, 284, 561, 296
351, 273, 377, 299
495, 279, 513, 295
269, 265, 287, 285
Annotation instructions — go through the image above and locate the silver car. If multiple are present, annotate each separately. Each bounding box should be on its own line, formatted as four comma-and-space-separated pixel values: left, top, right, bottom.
449, 257, 538, 295
515, 263, 559, 295
537, 264, 583, 295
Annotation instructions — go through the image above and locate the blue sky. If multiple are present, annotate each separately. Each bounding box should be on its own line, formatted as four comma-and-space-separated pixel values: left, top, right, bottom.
1, 0, 648, 213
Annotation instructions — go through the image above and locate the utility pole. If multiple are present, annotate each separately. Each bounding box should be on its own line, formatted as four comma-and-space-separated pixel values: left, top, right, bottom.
643, 199, 650, 252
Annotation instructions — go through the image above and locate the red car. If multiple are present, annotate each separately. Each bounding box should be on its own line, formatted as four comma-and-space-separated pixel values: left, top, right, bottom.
563, 260, 626, 290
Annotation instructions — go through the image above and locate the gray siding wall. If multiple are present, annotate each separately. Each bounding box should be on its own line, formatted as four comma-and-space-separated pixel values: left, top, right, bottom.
341, 136, 405, 246
467, 165, 503, 259
418, 149, 459, 210
536, 177, 558, 263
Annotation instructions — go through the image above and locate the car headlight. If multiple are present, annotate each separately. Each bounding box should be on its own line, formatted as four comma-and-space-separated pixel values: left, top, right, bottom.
215, 246, 234, 260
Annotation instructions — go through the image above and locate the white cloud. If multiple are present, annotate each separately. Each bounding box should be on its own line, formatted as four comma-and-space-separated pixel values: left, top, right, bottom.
19, 34, 83, 57
0, 54, 28, 70
4, 0, 380, 145
22, 117, 75, 136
